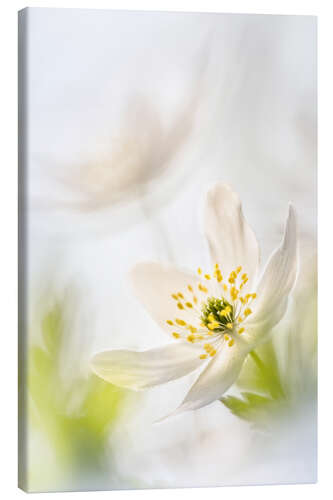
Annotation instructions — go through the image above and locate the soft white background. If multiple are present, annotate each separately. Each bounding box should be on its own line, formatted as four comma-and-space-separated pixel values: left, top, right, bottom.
23, 7, 316, 489
0, 0, 331, 499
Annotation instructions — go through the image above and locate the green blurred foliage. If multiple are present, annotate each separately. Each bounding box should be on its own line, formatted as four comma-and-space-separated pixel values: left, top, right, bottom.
27, 303, 128, 490
237, 344, 285, 400
221, 262, 317, 428
221, 345, 287, 428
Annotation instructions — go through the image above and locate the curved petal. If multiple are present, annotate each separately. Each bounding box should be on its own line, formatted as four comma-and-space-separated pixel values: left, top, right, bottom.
91, 342, 205, 390
204, 183, 260, 288
247, 204, 298, 337
129, 262, 200, 335
167, 340, 249, 416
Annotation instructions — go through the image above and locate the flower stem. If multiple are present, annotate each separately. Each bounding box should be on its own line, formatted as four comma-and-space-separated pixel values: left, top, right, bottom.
249, 350, 265, 371
249, 349, 285, 400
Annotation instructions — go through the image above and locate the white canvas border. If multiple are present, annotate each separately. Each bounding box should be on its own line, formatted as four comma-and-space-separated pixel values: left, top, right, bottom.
0, 1, 330, 499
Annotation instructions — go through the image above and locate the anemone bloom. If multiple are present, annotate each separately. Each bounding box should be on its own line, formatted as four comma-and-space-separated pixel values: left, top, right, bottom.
91, 184, 298, 416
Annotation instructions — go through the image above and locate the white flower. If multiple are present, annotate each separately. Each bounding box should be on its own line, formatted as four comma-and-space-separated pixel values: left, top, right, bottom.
91, 184, 298, 417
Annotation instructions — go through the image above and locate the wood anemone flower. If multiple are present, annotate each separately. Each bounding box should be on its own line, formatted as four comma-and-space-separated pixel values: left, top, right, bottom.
91, 183, 298, 418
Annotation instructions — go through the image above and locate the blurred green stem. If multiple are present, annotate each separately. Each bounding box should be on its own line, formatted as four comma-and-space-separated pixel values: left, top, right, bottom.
249, 351, 265, 371
249, 349, 285, 400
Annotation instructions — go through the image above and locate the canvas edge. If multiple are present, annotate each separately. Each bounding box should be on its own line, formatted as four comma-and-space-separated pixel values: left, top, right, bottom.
18, 6, 29, 494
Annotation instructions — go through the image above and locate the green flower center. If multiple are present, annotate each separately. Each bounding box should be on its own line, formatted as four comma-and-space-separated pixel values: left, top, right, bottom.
201, 297, 234, 332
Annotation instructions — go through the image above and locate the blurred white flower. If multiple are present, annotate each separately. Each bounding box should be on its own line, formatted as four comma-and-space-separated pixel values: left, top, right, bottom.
61, 91, 202, 212
91, 183, 298, 416
30, 50, 208, 239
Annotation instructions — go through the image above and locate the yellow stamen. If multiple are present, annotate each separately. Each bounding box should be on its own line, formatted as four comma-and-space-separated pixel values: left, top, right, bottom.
172, 332, 180, 339
193, 295, 198, 304
199, 354, 208, 359
177, 292, 184, 299
177, 302, 184, 310
228, 339, 234, 347
226, 322, 233, 329
185, 302, 193, 308
204, 343, 213, 353
187, 334, 195, 343
166, 320, 174, 326
230, 270, 237, 277
244, 308, 252, 317
187, 285, 193, 292
224, 334, 229, 341
210, 349, 217, 357
197, 267, 202, 275
238, 327, 245, 334
219, 307, 231, 318
171, 294, 178, 300
204, 274, 211, 280
188, 325, 198, 333
176, 319, 186, 326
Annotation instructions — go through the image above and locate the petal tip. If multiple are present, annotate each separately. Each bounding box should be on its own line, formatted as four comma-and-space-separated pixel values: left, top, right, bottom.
154, 404, 189, 424
288, 202, 296, 218
128, 261, 149, 279
205, 183, 242, 216
128, 261, 159, 294
206, 182, 235, 199
129, 261, 172, 280
285, 203, 298, 242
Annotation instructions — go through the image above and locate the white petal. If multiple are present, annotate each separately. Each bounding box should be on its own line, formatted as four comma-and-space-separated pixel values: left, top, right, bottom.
91, 342, 205, 390
129, 262, 200, 335
168, 340, 249, 415
204, 183, 260, 287
247, 204, 298, 336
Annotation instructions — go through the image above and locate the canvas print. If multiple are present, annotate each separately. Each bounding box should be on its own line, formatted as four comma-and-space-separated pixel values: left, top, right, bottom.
18, 8, 317, 492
